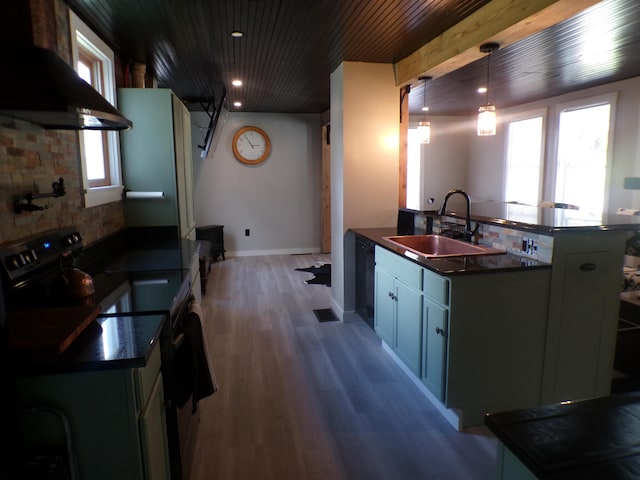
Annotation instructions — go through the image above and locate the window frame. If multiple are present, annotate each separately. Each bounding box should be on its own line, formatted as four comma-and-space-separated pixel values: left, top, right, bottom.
69, 11, 123, 207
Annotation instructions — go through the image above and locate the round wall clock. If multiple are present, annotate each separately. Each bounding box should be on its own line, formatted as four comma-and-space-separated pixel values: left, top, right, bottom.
232, 126, 271, 165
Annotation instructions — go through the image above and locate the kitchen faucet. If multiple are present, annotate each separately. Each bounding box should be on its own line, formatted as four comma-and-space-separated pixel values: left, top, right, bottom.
438, 189, 476, 242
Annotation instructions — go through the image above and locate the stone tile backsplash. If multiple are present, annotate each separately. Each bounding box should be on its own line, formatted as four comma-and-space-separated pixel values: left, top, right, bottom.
0, 0, 125, 247
415, 213, 554, 263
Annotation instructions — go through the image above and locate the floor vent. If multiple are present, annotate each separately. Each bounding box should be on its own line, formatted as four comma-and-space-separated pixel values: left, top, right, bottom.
313, 308, 339, 323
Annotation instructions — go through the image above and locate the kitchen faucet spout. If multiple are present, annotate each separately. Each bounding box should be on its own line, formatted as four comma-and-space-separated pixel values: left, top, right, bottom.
438, 189, 474, 242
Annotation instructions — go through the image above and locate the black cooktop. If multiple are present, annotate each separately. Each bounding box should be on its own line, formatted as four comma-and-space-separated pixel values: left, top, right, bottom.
94, 269, 190, 315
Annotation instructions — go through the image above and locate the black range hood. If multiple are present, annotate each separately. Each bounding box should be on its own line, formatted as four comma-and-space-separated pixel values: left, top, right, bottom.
0, 46, 132, 131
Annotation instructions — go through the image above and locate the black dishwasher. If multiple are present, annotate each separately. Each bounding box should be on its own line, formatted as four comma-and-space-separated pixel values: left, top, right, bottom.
355, 235, 375, 329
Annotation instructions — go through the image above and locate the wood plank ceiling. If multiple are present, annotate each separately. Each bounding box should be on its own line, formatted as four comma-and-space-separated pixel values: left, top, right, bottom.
63, 0, 640, 116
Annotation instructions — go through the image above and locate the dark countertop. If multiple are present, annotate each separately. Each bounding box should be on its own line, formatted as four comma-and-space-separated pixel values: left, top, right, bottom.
485, 392, 640, 479
79, 226, 200, 274
351, 227, 550, 275
15, 313, 165, 375
433, 201, 640, 234
13, 227, 198, 376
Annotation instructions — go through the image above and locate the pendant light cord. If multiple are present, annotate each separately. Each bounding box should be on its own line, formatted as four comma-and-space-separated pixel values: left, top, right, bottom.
418, 75, 432, 118
485, 52, 491, 106
480, 42, 499, 106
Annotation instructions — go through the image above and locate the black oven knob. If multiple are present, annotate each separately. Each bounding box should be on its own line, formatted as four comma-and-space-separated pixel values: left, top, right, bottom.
62, 233, 82, 246
7, 255, 22, 269
31, 249, 38, 260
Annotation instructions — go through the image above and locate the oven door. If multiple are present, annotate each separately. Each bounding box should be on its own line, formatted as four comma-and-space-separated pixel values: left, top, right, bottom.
166, 289, 217, 480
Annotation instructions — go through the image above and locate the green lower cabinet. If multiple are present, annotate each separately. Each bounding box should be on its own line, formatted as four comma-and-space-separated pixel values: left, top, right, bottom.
374, 267, 396, 346
374, 246, 424, 376
18, 344, 170, 480
395, 280, 423, 376
422, 298, 448, 401
374, 245, 551, 429
497, 443, 538, 480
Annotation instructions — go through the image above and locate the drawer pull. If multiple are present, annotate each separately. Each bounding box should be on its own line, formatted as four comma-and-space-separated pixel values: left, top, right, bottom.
579, 262, 597, 272
435, 327, 444, 336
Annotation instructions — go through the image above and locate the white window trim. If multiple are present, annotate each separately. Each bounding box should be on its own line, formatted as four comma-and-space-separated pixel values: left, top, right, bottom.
544, 92, 618, 214
502, 107, 547, 205
69, 11, 124, 208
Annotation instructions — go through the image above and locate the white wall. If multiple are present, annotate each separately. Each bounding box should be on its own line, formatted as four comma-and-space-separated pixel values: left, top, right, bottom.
466, 76, 640, 211
191, 111, 323, 256
330, 62, 399, 316
409, 115, 470, 209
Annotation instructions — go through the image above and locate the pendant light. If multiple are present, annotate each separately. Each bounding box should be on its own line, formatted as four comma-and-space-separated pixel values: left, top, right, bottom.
417, 76, 432, 144
477, 43, 499, 136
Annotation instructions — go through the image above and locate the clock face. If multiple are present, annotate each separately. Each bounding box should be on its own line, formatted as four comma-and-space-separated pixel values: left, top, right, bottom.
232, 126, 271, 164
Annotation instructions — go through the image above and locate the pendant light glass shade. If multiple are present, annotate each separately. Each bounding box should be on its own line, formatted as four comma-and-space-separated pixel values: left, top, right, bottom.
477, 43, 499, 137
417, 121, 431, 144
477, 105, 496, 136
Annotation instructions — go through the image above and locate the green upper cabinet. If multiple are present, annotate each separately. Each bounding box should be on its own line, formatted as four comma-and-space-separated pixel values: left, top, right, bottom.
118, 88, 196, 239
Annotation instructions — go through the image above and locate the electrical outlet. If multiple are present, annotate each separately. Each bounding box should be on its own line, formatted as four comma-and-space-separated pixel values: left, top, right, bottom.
521, 237, 538, 255
245, 228, 250, 236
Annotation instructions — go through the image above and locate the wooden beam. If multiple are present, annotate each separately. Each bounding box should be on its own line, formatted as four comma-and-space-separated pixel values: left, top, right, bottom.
394, 0, 602, 87
320, 123, 331, 253
398, 86, 409, 209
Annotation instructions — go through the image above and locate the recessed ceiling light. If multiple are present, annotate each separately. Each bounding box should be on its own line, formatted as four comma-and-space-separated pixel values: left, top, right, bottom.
233, 101, 242, 107
477, 86, 488, 94
230, 31, 244, 38
232, 79, 243, 87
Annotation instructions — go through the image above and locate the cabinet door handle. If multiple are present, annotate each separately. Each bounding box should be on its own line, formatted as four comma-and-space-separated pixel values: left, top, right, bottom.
435, 327, 444, 336
579, 262, 597, 272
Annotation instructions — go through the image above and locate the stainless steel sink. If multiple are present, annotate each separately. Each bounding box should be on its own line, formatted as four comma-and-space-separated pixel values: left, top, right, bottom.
382, 235, 506, 258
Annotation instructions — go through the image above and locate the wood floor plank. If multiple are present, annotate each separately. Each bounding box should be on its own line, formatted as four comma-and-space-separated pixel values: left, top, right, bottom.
191, 254, 497, 479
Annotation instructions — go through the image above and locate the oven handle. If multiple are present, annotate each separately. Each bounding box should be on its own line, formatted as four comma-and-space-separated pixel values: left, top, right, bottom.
172, 332, 185, 348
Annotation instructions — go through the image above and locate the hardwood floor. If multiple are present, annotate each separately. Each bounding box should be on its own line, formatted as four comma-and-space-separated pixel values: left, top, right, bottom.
191, 254, 497, 479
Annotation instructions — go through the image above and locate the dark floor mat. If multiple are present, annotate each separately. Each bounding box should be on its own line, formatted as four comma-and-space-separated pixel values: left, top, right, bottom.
295, 264, 331, 286
313, 308, 339, 322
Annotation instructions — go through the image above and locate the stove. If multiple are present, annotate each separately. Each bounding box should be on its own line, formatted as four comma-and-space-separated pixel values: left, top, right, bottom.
1, 227, 204, 480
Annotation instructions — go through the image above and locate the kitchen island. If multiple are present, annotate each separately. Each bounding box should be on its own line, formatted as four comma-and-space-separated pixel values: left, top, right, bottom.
352, 227, 552, 429
350, 201, 638, 429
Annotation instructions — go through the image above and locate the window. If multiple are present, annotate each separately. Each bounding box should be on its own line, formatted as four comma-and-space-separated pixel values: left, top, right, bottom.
554, 100, 613, 217
70, 11, 123, 207
504, 112, 545, 206
503, 93, 616, 217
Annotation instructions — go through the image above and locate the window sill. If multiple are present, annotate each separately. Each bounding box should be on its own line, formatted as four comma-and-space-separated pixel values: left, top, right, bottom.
83, 185, 123, 208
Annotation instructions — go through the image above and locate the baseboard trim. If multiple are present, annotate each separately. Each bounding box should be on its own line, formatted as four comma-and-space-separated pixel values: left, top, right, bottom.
229, 247, 322, 257
380, 341, 463, 431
